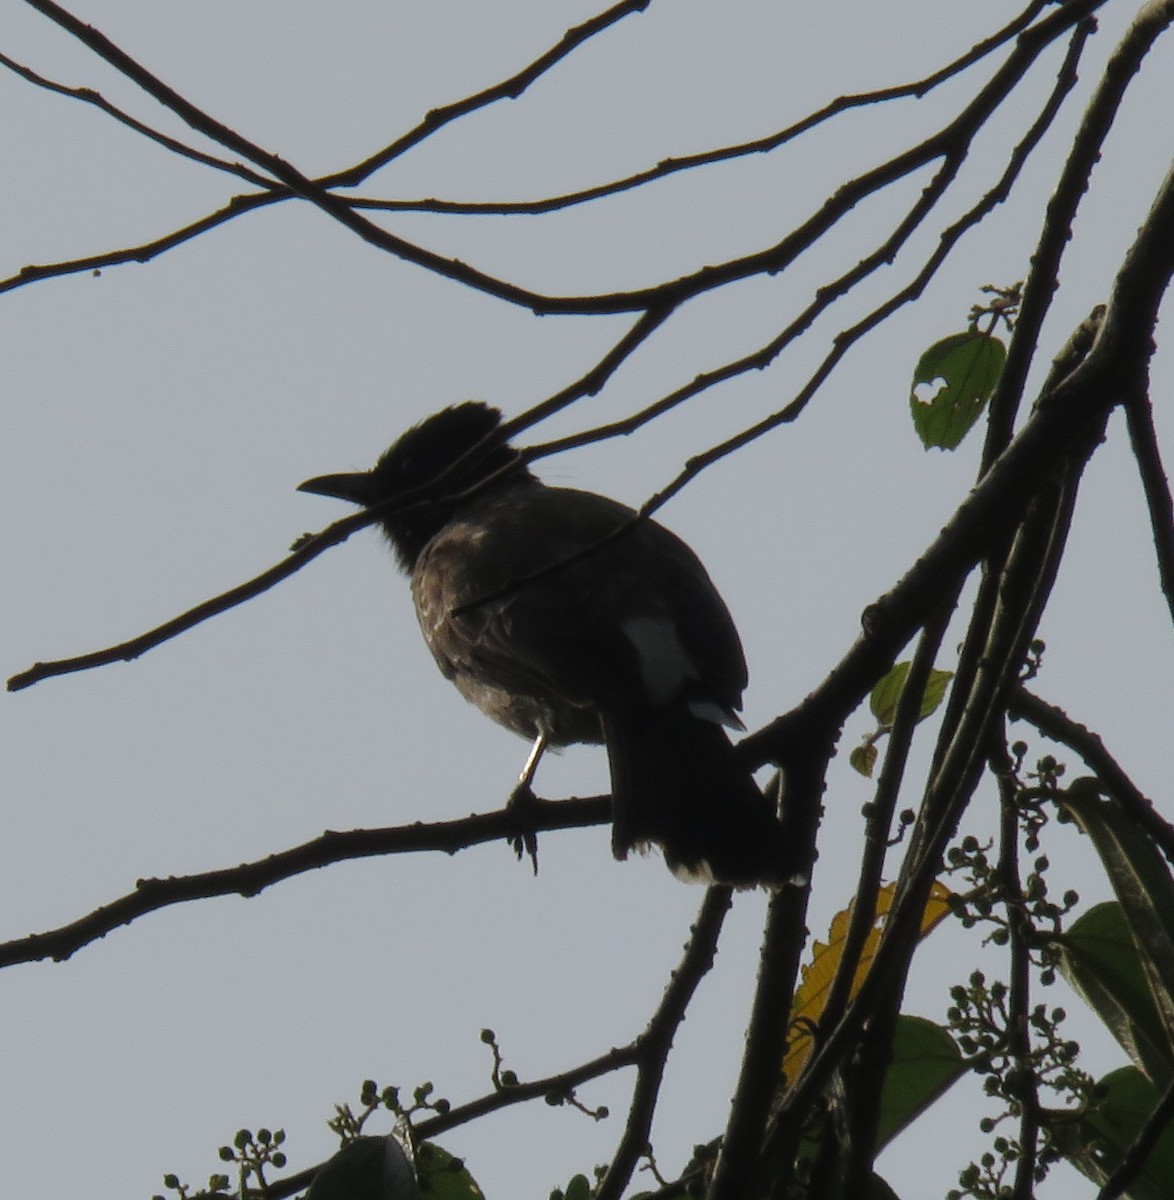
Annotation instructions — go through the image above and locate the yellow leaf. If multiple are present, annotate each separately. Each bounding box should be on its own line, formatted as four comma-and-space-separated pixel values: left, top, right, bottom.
782, 881, 952, 1084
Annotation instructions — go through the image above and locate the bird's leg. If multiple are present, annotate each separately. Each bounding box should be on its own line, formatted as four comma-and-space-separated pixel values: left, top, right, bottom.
519, 732, 547, 790
507, 733, 546, 874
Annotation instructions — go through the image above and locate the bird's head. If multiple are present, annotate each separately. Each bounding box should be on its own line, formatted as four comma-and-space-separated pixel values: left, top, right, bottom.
298, 402, 533, 570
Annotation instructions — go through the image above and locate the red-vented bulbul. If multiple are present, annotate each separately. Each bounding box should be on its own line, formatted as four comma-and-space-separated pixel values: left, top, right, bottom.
299, 402, 788, 887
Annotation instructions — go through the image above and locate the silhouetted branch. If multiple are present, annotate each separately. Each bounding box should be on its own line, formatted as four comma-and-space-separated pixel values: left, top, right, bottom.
265, 884, 731, 1200
6, 504, 378, 691
6, 303, 667, 691
325, 0, 656, 188
0, 796, 611, 967
755, 298, 1114, 1174
992, 733, 1043, 1200
18, 0, 618, 313
267, 1041, 641, 1200
710, 875, 814, 1199
0, 50, 277, 186
340, 0, 1056, 218
527, 18, 1091, 470
984, 0, 1174, 463
819, 606, 957, 1069
8, 0, 653, 303
12, 0, 1101, 317
1010, 687, 1174, 866
597, 886, 733, 1200
0, 193, 280, 295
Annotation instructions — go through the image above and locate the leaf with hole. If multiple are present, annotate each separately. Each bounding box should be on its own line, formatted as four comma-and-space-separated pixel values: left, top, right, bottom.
910, 331, 1006, 449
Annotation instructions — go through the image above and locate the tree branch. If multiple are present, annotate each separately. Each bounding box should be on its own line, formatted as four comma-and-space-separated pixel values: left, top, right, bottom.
0, 50, 276, 187
268, 1042, 641, 1200
1123, 387, 1174, 627
0, 796, 610, 968
13, 0, 1101, 316
6, 305, 667, 692
337, 0, 1056, 218
1009, 687, 1174, 866
597, 886, 733, 1200
983, 0, 1174, 462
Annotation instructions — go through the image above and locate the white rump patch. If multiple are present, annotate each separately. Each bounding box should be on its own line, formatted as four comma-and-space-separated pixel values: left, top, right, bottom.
621, 616, 697, 705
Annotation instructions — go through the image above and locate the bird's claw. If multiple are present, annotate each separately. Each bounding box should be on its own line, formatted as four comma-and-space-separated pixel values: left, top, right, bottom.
506, 782, 540, 875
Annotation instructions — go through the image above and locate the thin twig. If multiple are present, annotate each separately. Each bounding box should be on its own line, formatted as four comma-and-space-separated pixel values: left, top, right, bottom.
11, 0, 1100, 316
268, 1042, 641, 1200
991, 734, 1042, 1200
7, 504, 377, 691
0, 50, 276, 187
1009, 688, 1174, 867
6, 305, 667, 692
339, 0, 1055, 218
327, 0, 655, 187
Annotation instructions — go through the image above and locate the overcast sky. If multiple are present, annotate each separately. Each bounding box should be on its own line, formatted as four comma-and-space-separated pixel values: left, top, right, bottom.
3, 2, 1173, 1197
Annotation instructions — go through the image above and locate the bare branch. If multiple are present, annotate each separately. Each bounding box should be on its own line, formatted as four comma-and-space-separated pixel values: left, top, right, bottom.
991, 734, 1043, 1200
983, 0, 1174, 463
328, 0, 656, 187
0, 795, 611, 968
341, 0, 1057, 218
0, 50, 276, 187
6, 306, 665, 691
269, 1043, 640, 1200
710, 874, 814, 1199
527, 6, 1104, 495
1, 197, 264, 295
13, 0, 1101, 316
269, 885, 730, 1200
6, 504, 377, 692
597, 886, 733, 1200
18, 0, 613, 313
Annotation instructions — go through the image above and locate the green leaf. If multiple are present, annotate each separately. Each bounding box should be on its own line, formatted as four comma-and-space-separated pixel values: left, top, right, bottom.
560, 1176, 593, 1200
869, 661, 953, 725
874, 1015, 966, 1150
1059, 902, 1174, 1083
307, 1136, 419, 1200
417, 1143, 484, 1200
1062, 780, 1174, 1060
305, 1139, 481, 1200
910, 331, 1006, 450
788, 1015, 959, 1194
865, 1174, 903, 1200
1049, 1067, 1174, 1199
850, 743, 879, 778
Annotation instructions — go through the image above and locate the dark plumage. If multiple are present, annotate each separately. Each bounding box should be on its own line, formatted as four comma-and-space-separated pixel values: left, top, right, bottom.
299, 402, 789, 887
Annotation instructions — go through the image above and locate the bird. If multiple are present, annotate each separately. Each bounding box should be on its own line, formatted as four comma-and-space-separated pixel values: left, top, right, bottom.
299, 402, 790, 887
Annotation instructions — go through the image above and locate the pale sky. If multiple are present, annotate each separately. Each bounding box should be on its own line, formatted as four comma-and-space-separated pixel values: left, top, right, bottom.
3, 3, 1173, 1197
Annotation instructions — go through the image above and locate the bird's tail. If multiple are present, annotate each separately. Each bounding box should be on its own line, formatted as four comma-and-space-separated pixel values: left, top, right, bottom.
603, 709, 793, 888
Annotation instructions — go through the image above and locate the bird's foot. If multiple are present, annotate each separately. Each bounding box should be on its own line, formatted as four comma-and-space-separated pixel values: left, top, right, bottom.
506, 781, 541, 875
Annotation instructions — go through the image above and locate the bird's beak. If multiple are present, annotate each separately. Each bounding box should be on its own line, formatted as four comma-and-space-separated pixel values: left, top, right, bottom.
297, 471, 373, 506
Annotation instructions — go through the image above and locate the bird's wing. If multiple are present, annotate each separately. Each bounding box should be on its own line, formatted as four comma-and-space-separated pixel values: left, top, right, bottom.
412, 487, 747, 718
